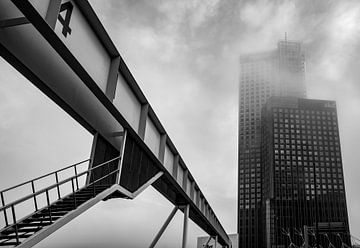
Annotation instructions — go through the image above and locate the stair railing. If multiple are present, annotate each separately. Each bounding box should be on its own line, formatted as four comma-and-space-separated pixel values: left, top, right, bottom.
0, 156, 121, 243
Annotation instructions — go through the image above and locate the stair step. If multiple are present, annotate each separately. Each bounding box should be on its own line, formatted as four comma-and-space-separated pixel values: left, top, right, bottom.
52, 203, 82, 209
81, 186, 110, 190
1, 227, 39, 235
62, 195, 91, 200
72, 192, 96, 196
60, 200, 90, 204
50, 206, 76, 210
18, 222, 51, 228
17, 227, 43, 233
36, 210, 68, 216
32, 212, 67, 219
56, 200, 88, 206
0, 241, 19, 246
79, 190, 107, 194
50, 203, 77, 207
26, 217, 60, 223
59, 199, 89, 204
81, 187, 109, 190
0, 233, 31, 239
65, 196, 92, 200
82, 187, 110, 191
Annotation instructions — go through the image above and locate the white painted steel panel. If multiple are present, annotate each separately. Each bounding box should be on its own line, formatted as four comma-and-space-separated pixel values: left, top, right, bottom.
0, 7, 123, 149
164, 145, 174, 175
54, 0, 111, 92
113, 74, 141, 131
144, 117, 160, 156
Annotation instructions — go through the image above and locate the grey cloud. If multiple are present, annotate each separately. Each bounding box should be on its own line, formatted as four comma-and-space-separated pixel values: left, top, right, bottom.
90, 0, 360, 239
1, 0, 360, 247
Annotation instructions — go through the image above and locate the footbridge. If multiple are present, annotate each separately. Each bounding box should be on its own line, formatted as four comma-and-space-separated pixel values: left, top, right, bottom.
0, 0, 231, 247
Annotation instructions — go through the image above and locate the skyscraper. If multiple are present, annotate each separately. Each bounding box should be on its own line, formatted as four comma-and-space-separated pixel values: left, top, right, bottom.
261, 97, 350, 248
238, 40, 306, 248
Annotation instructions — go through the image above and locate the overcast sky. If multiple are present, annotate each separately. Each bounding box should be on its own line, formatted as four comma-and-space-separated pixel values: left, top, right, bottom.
1, 0, 360, 247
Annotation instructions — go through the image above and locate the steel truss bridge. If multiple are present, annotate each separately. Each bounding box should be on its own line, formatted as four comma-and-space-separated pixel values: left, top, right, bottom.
0, 0, 231, 247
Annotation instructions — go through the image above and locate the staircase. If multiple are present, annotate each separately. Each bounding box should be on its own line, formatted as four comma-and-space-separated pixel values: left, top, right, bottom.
0, 157, 121, 247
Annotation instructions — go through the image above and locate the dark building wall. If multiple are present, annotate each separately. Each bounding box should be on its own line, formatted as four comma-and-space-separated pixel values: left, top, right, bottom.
261, 97, 350, 248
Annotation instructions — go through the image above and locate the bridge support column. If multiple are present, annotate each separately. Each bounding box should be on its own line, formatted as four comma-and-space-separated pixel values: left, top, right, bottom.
182, 204, 190, 248
204, 236, 212, 247
204, 236, 219, 248
149, 206, 178, 248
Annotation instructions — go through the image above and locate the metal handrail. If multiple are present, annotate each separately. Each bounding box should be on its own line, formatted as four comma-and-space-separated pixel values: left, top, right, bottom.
0, 159, 90, 195
0, 168, 120, 237
0, 156, 120, 212
0, 156, 121, 233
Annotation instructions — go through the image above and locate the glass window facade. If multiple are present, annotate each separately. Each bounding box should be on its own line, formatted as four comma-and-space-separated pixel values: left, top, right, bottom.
261, 97, 350, 248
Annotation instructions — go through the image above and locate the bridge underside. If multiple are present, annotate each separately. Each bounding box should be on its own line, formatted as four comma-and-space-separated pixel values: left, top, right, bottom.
90, 132, 226, 243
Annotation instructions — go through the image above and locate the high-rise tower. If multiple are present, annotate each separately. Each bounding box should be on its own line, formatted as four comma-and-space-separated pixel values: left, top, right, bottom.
261, 97, 350, 248
238, 40, 306, 248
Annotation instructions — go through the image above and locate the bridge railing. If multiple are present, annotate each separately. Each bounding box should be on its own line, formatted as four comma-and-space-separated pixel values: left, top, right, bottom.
0, 157, 120, 231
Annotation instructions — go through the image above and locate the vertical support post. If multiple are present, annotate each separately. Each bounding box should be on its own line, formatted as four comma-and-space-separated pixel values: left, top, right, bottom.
44, 0, 61, 29
86, 133, 99, 185
189, 181, 195, 201
74, 165, 79, 190
31, 181, 38, 211
304, 225, 309, 248
116, 130, 127, 184
149, 206, 178, 248
1, 192, 8, 226
173, 155, 179, 179
183, 170, 189, 192
158, 134, 167, 164
55, 172, 61, 199
138, 104, 149, 140
204, 236, 212, 247
11, 205, 19, 245
182, 204, 190, 248
215, 235, 218, 248
71, 179, 76, 208
105, 56, 121, 100
46, 189, 52, 223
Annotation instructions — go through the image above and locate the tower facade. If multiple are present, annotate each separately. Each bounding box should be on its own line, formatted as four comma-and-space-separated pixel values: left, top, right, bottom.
238, 40, 306, 248
261, 97, 350, 248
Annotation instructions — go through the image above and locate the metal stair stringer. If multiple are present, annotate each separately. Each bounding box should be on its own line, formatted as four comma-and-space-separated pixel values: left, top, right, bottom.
17, 184, 131, 248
